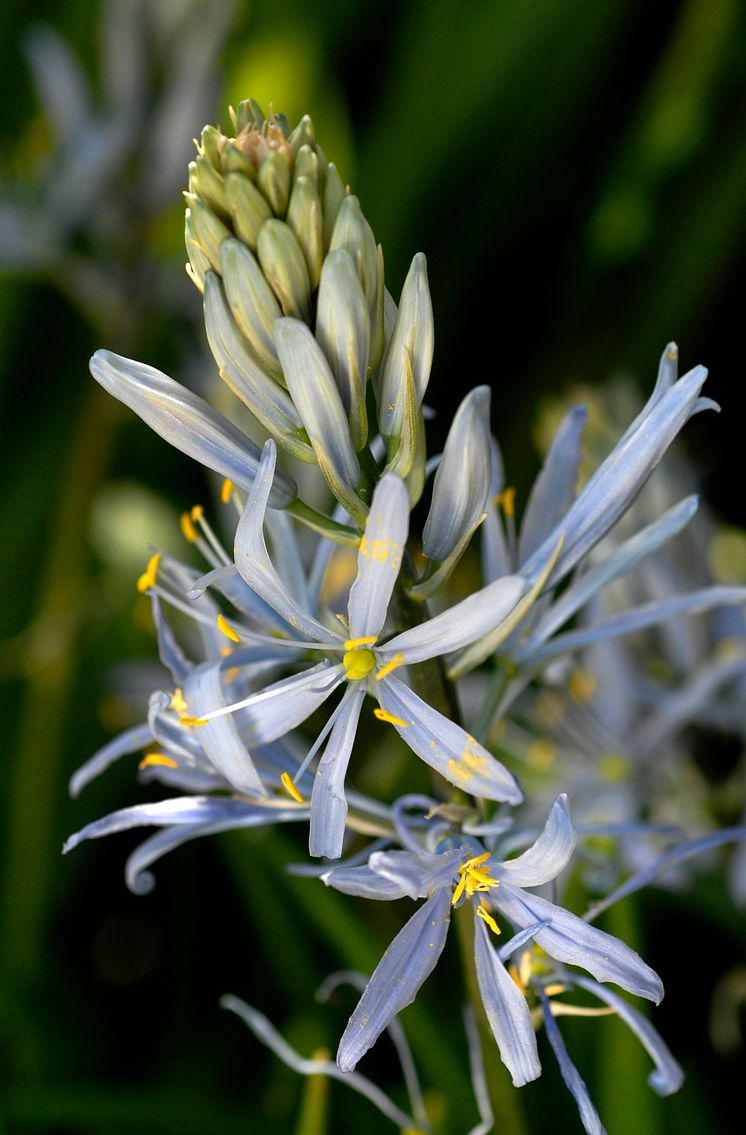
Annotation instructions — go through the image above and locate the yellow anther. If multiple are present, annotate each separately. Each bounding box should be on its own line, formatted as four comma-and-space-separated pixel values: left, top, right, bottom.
476, 904, 501, 936
280, 771, 305, 803
375, 653, 406, 680
456, 852, 499, 900
180, 511, 198, 543
190, 504, 204, 522
460, 851, 491, 871
451, 873, 468, 906
544, 982, 567, 997
343, 648, 376, 680
217, 613, 241, 643
180, 714, 208, 727
343, 636, 377, 649
373, 707, 408, 728
136, 551, 161, 593
527, 738, 557, 771
138, 752, 179, 771
170, 688, 187, 713
221, 478, 234, 504
495, 486, 516, 519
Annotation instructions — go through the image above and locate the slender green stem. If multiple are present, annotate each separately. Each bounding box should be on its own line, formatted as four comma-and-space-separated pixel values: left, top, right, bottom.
288, 497, 361, 546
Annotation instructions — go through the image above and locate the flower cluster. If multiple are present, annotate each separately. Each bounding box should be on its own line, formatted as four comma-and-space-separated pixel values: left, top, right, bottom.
66, 100, 746, 1135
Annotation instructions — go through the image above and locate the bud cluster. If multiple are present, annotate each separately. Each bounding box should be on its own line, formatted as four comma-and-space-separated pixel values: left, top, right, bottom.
185, 99, 434, 524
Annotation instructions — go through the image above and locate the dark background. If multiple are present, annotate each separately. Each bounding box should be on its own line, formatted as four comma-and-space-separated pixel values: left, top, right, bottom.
1, 1, 745, 1132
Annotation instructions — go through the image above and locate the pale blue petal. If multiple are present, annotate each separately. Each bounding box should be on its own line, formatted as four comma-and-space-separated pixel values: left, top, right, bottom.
188, 562, 291, 635
234, 439, 341, 644
274, 317, 361, 492
522, 586, 746, 667
238, 661, 344, 747
474, 916, 542, 1087
63, 795, 259, 854
539, 992, 608, 1135
527, 495, 699, 648
309, 686, 366, 858
494, 887, 663, 1003
574, 977, 684, 1096
498, 923, 553, 963
482, 438, 511, 584
265, 507, 313, 612
518, 404, 586, 563
336, 888, 452, 1071
322, 864, 413, 900
184, 663, 267, 798
89, 350, 296, 507
369, 847, 464, 899
347, 474, 409, 640
69, 723, 153, 798
422, 386, 492, 563
383, 575, 525, 665
377, 252, 434, 438
497, 795, 577, 888
150, 594, 190, 686
376, 677, 523, 803
124, 804, 308, 895
521, 363, 712, 586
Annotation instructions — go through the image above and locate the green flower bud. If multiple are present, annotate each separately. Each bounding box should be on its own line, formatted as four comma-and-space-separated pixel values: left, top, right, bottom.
287, 175, 323, 288
257, 218, 312, 322
225, 172, 272, 251
220, 238, 283, 381
256, 150, 291, 216
316, 249, 369, 451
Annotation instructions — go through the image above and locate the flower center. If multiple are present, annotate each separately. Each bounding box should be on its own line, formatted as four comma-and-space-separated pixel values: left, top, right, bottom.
451, 851, 499, 906
343, 645, 377, 680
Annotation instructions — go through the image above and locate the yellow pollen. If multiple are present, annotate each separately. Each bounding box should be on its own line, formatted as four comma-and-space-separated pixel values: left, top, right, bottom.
190, 504, 204, 522
343, 636, 377, 649
476, 904, 501, 936
375, 653, 406, 680
180, 714, 208, 727
221, 478, 234, 504
544, 982, 567, 997
170, 688, 187, 712
137, 551, 161, 593
138, 752, 179, 771
180, 511, 198, 543
454, 852, 500, 901
280, 771, 305, 803
569, 666, 596, 703
343, 647, 376, 680
217, 613, 241, 643
495, 486, 516, 518
373, 707, 408, 728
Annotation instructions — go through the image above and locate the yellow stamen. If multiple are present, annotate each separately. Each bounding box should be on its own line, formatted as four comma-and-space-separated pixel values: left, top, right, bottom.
190, 504, 204, 522
460, 851, 491, 871
544, 982, 567, 997
221, 478, 234, 504
373, 707, 407, 728
138, 752, 179, 771
170, 688, 187, 713
569, 666, 596, 703
375, 653, 406, 680
217, 613, 241, 643
180, 714, 208, 727
495, 486, 516, 518
180, 511, 198, 543
343, 647, 376, 680
343, 636, 377, 649
280, 771, 305, 803
451, 873, 468, 906
137, 551, 161, 593
476, 904, 501, 936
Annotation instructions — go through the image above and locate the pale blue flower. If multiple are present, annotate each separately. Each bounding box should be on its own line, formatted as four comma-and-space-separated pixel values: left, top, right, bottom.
187, 438, 530, 859
324, 795, 663, 1079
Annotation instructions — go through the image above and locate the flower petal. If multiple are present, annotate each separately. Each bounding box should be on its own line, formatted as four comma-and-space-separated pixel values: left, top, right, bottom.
494, 887, 664, 1003
337, 888, 451, 1071
497, 795, 576, 888
369, 847, 464, 899
184, 662, 267, 798
473, 916, 542, 1087
518, 404, 586, 563
383, 575, 525, 665
539, 992, 608, 1135
347, 474, 409, 641
322, 864, 413, 900
63, 795, 259, 854
237, 661, 345, 747
377, 677, 523, 803
234, 439, 342, 644
309, 686, 366, 859
68, 722, 153, 798
89, 349, 296, 507
573, 977, 683, 1096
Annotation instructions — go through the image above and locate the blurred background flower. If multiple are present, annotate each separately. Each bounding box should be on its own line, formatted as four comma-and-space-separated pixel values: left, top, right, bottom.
1, 1, 745, 1133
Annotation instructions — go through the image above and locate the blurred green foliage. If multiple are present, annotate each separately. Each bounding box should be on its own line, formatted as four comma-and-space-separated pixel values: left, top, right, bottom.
1, 1, 745, 1133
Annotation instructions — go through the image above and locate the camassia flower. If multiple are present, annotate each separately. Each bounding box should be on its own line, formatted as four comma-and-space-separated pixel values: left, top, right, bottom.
323, 795, 664, 1082
182, 438, 529, 859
